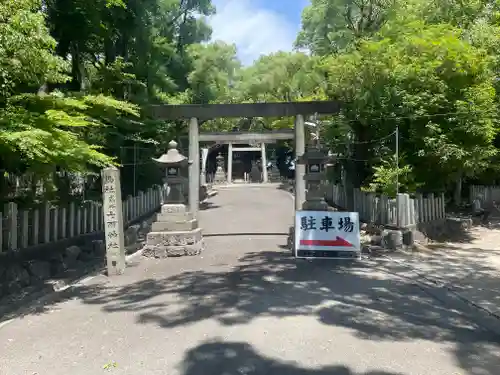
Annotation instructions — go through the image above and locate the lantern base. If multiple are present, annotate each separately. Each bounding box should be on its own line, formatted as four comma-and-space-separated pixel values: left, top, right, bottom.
214, 166, 226, 184
268, 164, 282, 182
144, 228, 204, 258
143, 203, 204, 258
302, 197, 330, 211
151, 218, 198, 232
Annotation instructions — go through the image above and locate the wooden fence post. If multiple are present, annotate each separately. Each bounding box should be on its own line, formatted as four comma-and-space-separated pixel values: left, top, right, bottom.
89, 203, 95, 232
43, 204, 51, 243
69, 202, 75, 237
76, 205, 82, 235
53, 207, 59, 241
32, 208, 39, 246
441, 193, 446, 219
21, 209, 29, 248
7, 202, 18, 250
61, 206, 67, 239
428, 193, 435, 221
82, 203, 88, 234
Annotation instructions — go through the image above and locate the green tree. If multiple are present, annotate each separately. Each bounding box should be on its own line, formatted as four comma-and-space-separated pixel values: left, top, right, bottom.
186, 41, 241, 104
295, 0, 396, 55
0, 0, 141, 201
238, 52, 324, 102
323, 20, 498, 198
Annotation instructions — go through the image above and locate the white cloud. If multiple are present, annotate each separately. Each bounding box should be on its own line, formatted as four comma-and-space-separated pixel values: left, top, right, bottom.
208, 0, 298, 65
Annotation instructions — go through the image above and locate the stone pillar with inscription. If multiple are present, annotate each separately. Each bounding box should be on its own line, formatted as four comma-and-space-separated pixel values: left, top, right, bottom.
144, 140, 203, 258
101, 167, 126, 275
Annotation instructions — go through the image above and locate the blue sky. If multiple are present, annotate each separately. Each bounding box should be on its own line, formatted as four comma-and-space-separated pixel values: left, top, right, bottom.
208, 0, 309, 65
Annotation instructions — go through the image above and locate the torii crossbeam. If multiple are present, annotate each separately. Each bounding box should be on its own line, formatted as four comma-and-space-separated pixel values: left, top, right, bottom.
148, 101, 341, 218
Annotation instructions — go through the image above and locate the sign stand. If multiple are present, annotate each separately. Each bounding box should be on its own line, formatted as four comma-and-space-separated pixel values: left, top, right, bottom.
294, 211, 361, 260
292, 145, 361, 259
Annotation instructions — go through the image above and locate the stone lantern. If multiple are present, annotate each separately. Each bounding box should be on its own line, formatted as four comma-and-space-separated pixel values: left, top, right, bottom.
301, 146, 333, 211
152, 140, 188, 204
214, 152, 226, 184
144, 140, 203, 258
287, 146, 334, 252
216, 153, 224, 169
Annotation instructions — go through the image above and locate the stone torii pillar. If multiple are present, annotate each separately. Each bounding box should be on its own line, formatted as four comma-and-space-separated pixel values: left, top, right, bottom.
287, 115, 315, 251
189, 117, 200, 219
260, 142, 268, 183
227, 142, 233, 184
294, 114, 306, 210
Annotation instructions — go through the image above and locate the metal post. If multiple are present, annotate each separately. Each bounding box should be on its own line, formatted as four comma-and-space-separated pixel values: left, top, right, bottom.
133, 144, 137, 196
314, 112, 320, 148
395, 125, 399, 226
395, 125, 399, 195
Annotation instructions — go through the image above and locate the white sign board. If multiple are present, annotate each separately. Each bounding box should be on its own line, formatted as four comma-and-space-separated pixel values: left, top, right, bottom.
294, 210, 361, 259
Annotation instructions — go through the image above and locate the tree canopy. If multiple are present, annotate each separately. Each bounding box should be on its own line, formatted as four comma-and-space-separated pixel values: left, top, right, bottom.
2, 0, 500, 204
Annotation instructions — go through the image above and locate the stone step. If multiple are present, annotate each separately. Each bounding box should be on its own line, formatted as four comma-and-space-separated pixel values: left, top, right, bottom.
146, 228, 203, 246
151, 219, 198, 232
155, 212, 194, 222
161, 204, 187, 214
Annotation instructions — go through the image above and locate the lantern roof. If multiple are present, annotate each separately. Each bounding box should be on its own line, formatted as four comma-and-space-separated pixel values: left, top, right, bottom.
152, 140, 187, 165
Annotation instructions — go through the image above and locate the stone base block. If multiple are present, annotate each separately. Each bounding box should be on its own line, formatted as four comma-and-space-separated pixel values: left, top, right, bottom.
161, 204, 187, 214
146, 228, 202, 246
301, 198, 329, 211
214, 171, 226, 184
151, 219, 198, 232
156, 212, 193, 222
143, 241, 203, 258
385, 230, 403, 250
144, 228, 203, 258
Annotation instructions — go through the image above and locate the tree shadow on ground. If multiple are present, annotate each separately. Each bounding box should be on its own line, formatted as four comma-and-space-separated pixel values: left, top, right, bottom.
384, 240, 500, 318
387, 245, 500, 286
178, 341, 403, 375
421, 224, 476, 243
60, 249, 500, 375
482, 216, 500, 230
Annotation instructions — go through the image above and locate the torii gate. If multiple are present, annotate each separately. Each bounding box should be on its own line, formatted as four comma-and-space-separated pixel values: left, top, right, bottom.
149, 101, 341, 219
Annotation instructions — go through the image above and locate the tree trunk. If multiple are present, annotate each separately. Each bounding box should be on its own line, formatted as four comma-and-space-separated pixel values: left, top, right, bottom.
70, 42, 84, 91
104, 38, 117, 65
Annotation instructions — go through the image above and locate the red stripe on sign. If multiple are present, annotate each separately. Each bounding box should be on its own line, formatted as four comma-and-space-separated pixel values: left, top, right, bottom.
299, 237, 353, 247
